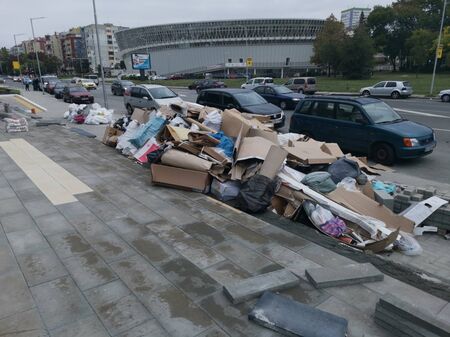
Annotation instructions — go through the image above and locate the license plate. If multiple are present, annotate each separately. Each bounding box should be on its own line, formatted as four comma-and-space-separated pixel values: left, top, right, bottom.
425, 144, 434, 152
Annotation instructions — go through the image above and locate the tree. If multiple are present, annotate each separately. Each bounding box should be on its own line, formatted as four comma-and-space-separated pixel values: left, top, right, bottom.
0, 47, 13, 75
406, 29, 436, 75
340, 25, 375, 79
311, 15, 346, 77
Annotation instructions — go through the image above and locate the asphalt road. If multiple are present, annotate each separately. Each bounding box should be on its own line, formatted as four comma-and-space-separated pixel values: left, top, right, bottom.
8, 80, 450, 185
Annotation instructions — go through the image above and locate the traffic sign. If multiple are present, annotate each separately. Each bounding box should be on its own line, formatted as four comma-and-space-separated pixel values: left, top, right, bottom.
246, 57, 253, 67
12, 61, 20, 70
437, 47, 443, 59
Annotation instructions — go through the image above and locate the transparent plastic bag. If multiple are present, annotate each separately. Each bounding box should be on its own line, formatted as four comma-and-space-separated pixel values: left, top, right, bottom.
337, 177, 357, 191
394, 232, 423, 256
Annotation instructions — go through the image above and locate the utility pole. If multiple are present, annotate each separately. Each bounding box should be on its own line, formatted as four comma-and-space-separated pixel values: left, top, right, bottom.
430, 0, 448, 96
30, 17, 45, 94
92, 0, 108, 108
13, 33, 24, 76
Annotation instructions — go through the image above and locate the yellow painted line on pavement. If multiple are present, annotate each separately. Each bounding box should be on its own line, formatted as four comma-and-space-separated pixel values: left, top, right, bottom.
13, 95, 44, 113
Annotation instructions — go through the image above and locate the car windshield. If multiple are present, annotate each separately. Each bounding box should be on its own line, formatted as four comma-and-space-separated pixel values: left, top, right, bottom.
55, 83, 65, 88
274, 86, 293, 94
364, 102, 403, 124
234, 91, 268, 106
121, 81, 134, 86
81, 79, 93, 83
43, 76, 57, 81
70, 87, 88, 93
149, 87, 177, 99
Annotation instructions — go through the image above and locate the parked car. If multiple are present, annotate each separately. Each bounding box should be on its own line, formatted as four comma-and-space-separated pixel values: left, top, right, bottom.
196, 88, 285, 129
169, 74, 183, 80
284, 77, 317, 94
46, 80, 60, 94
41, 75, 58, 90
0, 77, 6, 84
76, 78, 97, 90
189, 79, 227, 93
53, 82, 67, 99
289, 96, 436, 165
86, 74, 99, 85
240, 77, 273, 89
62, 86, 94, 104
124, 84, 183, 114
13, 76, 21, 82
253, 85, 304, 110
438, 89, 450, 102
360, 81, 413, 99
150, 75, 167, 80
111, 80, 134, 96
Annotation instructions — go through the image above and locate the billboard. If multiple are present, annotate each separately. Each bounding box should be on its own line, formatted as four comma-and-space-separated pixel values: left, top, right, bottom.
131, 53, 151, 70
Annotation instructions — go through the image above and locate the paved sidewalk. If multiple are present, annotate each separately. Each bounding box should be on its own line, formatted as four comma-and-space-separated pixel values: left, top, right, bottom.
0, 126, 449, 337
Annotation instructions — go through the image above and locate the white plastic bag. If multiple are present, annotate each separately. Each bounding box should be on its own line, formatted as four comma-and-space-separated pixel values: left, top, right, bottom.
116, 120, 140, 154
310, 205, 334, 226
394, 232, 423, 256
277, 133, 302, 146
203, 110, 222, 131
337, 177, 357, 191
64, 111, 70, 119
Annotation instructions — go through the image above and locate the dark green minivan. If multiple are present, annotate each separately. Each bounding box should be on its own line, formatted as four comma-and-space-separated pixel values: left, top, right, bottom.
289, 96, 436, 165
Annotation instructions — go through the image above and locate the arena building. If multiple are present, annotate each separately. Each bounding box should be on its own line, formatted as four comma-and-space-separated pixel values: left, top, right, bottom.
115, 18, 325, 78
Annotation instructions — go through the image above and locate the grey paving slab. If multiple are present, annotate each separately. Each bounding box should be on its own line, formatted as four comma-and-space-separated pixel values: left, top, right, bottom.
180, 222, 227, 247
0, 197, 26, 216
48, 314, 109, 337
125, 204, 162, 225
31, 276, 93, 330
198, 291, 279, 337
70, 215, 112, 240
23, 199, 59, 218
8, 177, 37, 192
258, 225, 311, 252
88, 231, 135, 263
221, 223, 271, 250
194, 327, 231, 337
297, 243, 355, 267
82, 200, 128, 222
84, 280, 152, 336
130, 234, 179, 266
0, 238, 20, 274
17, 248, 68, 287
56, 202, 96, 224
249, 291, 348, 337
0, 212, 36, 233
258, 243, 321, 279
223, 269, 300, 304
325, 284, 381, 314
146, 218, 192, 244
204, 260, 252, 286
160, 257, 221, 301
172, 238, 226, 270
14, 187, 47, 203
115, 319, 170, 337
305, 263, 384, 289
47, 231, 92, 259
0, 269, 35, 320
0, 186, 17, 200
109, 255, 169, 296
278, 278, 332, 307
6, 228, 49, 255
437, 303, 450, 323
140, 284, 214, 337
106, 217, 153, 242
0, 308, 49, 337
214, 240, 276, 274
63, 250, 116, 290
34, 212, 74, 236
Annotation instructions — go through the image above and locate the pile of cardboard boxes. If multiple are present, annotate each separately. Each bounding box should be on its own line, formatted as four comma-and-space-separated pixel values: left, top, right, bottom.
103, 103, 448, 254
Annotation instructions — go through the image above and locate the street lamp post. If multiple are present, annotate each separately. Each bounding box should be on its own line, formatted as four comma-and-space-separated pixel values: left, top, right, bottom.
13, 33, 24, 76
92, 0, 108, 109
30, 16, 45, 94
430, 0, 448, 96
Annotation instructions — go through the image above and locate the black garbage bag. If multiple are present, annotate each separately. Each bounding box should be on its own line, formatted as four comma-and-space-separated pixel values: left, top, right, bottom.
327, 158, 361, 184
236, 174, 279, 213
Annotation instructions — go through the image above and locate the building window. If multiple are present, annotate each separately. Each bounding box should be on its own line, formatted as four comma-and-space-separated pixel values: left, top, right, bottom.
108, 51, 114, 56
107, 40, 113, 44
239, 58, 243, 63
228, 58, 232, 63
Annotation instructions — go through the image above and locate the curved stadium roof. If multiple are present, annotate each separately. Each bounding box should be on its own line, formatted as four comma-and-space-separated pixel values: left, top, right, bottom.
115, 18, 325, 53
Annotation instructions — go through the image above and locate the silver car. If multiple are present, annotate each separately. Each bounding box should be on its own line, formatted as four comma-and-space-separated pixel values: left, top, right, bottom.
438, 89, 450, 102
360, 81, 413, 99
124, 84, 184, 114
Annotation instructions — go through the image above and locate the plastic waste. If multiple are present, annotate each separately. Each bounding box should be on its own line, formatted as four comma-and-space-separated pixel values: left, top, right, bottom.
301, 172, 336, 194
394, 232, 423, 256
203, 110, 222, 131
210, 131, 234, 158
116, 120, 140, 155
321, 217, 347, 237
337, 177, 357, 191
277, 133, 302, 146
372, 180, 396, 194
129, 115, 166, 149
328, 158, 361, 183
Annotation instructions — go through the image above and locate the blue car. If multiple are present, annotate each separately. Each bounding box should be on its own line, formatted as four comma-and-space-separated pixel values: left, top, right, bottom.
253, 85, 305, 110
289, 96, 436, 165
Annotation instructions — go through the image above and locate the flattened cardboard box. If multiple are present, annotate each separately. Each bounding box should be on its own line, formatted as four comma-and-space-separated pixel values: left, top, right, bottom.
284, 140, 336, 165
102, 126, 124, 146
131, 108, 150, 124
151, 164, 211, 193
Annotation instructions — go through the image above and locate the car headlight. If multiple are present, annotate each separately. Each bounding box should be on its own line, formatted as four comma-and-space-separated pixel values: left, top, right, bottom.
292, 98, 300, 101
403, 138, 419, 147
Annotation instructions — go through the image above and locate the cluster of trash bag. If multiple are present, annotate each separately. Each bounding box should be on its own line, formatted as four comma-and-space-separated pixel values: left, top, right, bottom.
64, 103, 113, 125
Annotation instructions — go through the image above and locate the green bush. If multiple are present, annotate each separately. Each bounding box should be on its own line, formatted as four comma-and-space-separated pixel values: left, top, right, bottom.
0, 87, 20, 95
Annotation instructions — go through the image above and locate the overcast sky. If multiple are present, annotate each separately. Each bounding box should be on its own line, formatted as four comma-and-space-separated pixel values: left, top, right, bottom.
2, 0, 393, 48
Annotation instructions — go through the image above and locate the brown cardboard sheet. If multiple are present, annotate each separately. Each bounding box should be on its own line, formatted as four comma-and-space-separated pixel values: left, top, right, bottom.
151, 164, 211, 192
161, 149, 213, 172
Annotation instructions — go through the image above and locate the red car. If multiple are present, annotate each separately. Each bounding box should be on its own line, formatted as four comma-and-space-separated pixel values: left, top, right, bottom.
46, 80, 61, 94
62, 86, 94, 104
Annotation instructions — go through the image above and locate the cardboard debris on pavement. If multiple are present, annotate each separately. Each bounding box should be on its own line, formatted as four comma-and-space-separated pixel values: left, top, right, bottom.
102, 100, 447, 255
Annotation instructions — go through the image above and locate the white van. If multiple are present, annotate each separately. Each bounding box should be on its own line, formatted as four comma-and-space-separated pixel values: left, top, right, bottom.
241, 77, 274, 89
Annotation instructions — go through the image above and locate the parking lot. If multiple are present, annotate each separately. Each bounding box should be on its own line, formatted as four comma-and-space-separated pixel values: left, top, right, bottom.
7, 80, 450, 186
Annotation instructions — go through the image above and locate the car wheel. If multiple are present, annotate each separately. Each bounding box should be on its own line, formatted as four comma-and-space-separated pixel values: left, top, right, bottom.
298, 89, 304, 94
372, 143, 395, 166
112, 89, 116, 95
280, 101, 287, 110
442, 94, 450, 103
126, 104, 134, 114
362, 90, 370, 97
196, 88, 201, 94
391, 91, 400, 99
